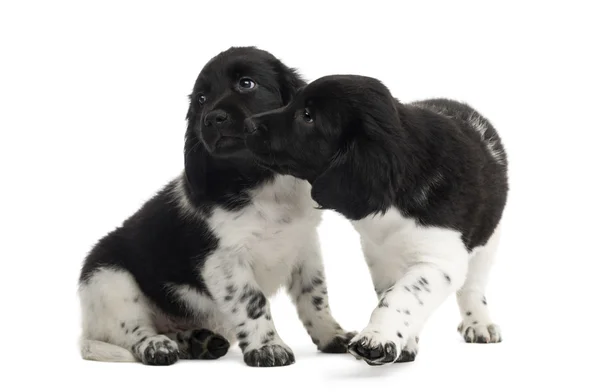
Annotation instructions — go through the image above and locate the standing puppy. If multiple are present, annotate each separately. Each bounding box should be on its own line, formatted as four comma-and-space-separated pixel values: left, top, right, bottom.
245, 75, 508, 366
79, 48, 353, 367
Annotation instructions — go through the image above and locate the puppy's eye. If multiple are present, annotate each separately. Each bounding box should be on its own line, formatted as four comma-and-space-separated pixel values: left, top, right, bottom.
198, 95, 207, 105
302, 108, 313, 123
238, 77, 256, 90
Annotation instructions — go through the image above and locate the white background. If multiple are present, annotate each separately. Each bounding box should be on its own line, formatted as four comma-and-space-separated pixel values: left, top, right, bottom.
1, 1, 599, 390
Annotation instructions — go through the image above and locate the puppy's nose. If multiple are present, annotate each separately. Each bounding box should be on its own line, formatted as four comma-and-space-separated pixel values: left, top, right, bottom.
204, 110, 228, 127
244, 118, 258, 134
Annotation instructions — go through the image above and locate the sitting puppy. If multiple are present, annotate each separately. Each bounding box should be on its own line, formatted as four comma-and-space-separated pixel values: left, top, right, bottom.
78, 48, 353, 367
245, 75, 508, 366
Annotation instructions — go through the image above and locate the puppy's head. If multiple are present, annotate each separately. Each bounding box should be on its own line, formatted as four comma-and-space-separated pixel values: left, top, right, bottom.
245, 75, 403, 219
185, 47, 304, 158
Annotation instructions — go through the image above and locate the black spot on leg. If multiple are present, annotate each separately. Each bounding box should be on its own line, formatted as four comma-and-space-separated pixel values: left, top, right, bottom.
133, 296, 140, 303
232, 307, 238, 314
237, 331, 248, 340
473, 321, 479, 325
237, 322, 245, 328
265, 313, 272, 321
267, 331, 275, 338
301, 286, 313, 294
132, 326, 139, 333
246, 291, 267, 319
412, 285, 421, 291
120, 322, 125, 328
466, 311, 472, 316
305, 321, 313, 328
405, 310, 411, 315
404, 286, 411, 292
224, 295, 233, 301
482, 297, 488, 305
226, 284, 237, 295
321, 289, 327, 295
125, 329, 129, 334
312, 277, 323, 286
312, 296, 324, 310
397, 332, 403, 339
444, 273, 451, 283
421, 277, 429, 285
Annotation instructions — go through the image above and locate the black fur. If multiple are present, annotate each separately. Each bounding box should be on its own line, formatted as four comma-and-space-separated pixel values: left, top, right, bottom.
79, 47, 305, 318
245, 75, 508, 251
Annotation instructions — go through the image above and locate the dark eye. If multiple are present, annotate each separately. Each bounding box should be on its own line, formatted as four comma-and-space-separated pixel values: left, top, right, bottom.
198, 95, 207, 105
238, 77, 256, 90
302, 108, 313, 123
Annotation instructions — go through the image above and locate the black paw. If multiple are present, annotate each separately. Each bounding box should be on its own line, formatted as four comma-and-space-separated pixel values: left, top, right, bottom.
243, 344, 295, 367
320, 331, 357, 354
348, 337, 397, 366
190, 329, 230, 359
395, 349, 417, 363
139, 337, 179, 366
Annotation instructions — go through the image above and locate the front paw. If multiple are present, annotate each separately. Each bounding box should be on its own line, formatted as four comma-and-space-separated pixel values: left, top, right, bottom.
319, 331, 357, 354
243, 343, 295, 367
348, 331, 401, 366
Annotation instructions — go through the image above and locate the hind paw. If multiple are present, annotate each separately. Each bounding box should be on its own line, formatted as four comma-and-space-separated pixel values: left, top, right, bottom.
134, 335, 179, 366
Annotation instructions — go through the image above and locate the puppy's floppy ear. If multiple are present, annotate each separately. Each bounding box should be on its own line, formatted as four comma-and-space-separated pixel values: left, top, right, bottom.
274, 61, 306, 104
183, 95, 208, 198
311, 109, 402, 221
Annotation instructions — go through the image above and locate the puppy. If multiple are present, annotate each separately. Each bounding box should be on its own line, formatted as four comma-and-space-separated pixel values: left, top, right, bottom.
78, 48, 353, 367
245, 75, 508, 365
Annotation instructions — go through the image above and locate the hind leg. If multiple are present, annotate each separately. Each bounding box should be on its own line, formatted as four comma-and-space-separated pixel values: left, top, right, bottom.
456, 226, 502, 343
166, 329, 229, 360
79, 267, 179, 365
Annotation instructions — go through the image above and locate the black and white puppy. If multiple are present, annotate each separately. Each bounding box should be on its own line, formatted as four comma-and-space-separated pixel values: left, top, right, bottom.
78, 48, 353, 367
245, 75, 508, 366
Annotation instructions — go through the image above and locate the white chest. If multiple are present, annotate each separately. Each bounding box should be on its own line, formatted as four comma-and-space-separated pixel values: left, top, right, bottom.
207, 175, 321, 295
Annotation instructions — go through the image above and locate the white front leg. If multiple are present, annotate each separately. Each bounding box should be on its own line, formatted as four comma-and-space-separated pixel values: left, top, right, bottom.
349, 239, 469, 365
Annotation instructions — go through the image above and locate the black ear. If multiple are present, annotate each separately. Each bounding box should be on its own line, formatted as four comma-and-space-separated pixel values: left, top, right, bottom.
183, 95, 208, 199
275, 62, 306, 105
311, 112, 402, 221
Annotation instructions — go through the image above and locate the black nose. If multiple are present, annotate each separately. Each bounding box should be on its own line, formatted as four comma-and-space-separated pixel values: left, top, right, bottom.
204, 110, 229, 127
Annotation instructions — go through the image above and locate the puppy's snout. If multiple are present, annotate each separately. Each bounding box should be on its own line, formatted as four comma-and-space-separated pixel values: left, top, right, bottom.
204, 110, 229, 127
243, 118, 258, 135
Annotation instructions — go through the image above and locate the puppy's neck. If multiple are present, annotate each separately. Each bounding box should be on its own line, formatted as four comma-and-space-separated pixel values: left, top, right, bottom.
184, 146, 275, 211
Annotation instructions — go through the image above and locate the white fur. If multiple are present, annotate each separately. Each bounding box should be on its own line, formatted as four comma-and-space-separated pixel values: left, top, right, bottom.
456, 225, 502, 342
349, 207, 501, 364
79, 173, 348, 363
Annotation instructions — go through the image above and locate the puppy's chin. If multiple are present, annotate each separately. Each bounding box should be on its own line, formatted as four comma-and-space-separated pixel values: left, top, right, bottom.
201, 132, 250, 158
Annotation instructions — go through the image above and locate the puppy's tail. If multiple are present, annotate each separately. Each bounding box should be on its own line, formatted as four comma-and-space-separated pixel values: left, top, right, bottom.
80, 339, 137, 362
